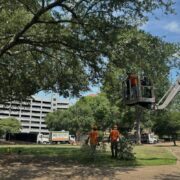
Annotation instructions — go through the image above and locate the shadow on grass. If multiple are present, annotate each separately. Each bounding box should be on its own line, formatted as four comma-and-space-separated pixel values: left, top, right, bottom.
0, 146, 177, 166
137, 157, 176, 161
155, 145, 179, 147
0, 153, 138, 167
0, 145, 178, 179
0, 154, 138, 180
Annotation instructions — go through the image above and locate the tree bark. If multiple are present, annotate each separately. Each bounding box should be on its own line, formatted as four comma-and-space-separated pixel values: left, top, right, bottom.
173, 139, 176, 146
172, 135, 177, 146
135, 106, 143, 144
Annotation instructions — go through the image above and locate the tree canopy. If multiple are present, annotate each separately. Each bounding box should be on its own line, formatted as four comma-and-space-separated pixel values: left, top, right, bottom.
45, 94, 121, 133
0, 117, 21, 137
101, 28, 178, 144
102, 28, 177, 103
153, 111, 180, 146
0, 0, 175, 103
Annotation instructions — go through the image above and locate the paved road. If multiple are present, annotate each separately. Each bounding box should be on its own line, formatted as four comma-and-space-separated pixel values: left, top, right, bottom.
0, 142, 179, 180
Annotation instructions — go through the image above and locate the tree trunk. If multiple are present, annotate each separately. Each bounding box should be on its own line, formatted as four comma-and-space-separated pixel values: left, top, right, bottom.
172, 135, 177, 146
173, 139, 176, 146
8, 133, 10, 141
135, 106, 143, 144
76, 130, 81, 142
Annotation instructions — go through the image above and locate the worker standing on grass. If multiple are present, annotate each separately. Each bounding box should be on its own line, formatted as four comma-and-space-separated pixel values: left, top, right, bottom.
88, 125, 99, 157
109, 125, 120, 158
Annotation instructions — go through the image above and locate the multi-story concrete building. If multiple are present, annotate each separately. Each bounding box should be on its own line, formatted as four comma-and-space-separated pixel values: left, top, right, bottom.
0, 96, 69, 135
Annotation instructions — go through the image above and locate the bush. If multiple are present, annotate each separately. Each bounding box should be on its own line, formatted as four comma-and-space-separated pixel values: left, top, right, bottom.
117, 137, 135, 160
80, 141, 94, 159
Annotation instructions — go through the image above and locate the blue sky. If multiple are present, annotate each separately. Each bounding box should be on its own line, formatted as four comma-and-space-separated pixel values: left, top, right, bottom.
140, 0, 180, 43
36, 0, 180, 103
140, 0, 180, 82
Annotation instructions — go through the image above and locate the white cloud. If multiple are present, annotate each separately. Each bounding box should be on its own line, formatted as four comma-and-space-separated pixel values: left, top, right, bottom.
164, 21, 180, 34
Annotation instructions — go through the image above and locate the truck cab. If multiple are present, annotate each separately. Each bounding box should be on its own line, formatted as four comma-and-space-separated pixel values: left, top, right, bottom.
141, 133, 158, 144
69, 135, 76, 144
37, 133, 49, 144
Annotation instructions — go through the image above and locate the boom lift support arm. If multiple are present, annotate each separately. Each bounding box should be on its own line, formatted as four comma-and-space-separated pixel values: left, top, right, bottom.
155, 76, 180, 110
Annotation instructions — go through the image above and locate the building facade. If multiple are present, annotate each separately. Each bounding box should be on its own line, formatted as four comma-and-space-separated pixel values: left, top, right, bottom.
0, 96, 69, 134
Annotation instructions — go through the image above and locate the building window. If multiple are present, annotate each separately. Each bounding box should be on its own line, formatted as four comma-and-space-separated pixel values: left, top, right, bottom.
21, 104, 30, 108
23, 126, 29, 128
41, 127, 48, 130
0, 113, 9, 115
42, 106, 51, 109
32, 100, 41, 104
31, 127, 39, 129
10, 114, 19, 117
21, 115, 30, 118
21, 120, 29, 123
31, 121, 40, 124
21, 110, 30, 113
32, 111, 40, 114
0, 107, 10, 111
43, 101, 51, 105
57, 103, 68, 106
31, 116, 40, 119
32, 105, 41, 108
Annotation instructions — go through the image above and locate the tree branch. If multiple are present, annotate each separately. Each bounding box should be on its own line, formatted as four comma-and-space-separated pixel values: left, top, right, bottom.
37, 19, 78, 24
18, 37, 101, 54
0, 0, 66, 58
60, 3, 79, 20
30, 46, 63, 64
42, 0, 45, 8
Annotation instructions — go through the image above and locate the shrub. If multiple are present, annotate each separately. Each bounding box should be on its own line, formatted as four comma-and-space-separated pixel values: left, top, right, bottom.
117, 137, 135, 160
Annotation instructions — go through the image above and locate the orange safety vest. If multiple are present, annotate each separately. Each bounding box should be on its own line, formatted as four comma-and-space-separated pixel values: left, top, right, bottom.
89, 130, 98, 145
129, 75, 138, 87
110, 130, 120, 142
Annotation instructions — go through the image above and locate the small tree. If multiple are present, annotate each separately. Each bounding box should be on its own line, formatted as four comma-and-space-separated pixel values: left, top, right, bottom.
0, 117, 21, 140
153, 111, 180, 146
45, 94, 121, 134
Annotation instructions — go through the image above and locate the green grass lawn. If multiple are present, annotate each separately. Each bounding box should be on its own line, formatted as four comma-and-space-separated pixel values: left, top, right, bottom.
0, 144, 177, 167
134, 145, 177, 166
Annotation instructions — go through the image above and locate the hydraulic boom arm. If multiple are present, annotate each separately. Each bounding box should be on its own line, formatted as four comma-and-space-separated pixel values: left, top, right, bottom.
156, 76, 180, 110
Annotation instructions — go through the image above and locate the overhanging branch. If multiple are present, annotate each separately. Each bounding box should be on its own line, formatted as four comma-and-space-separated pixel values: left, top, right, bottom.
0, 0, 66, 58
